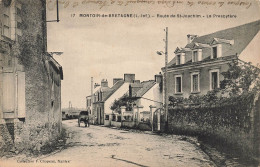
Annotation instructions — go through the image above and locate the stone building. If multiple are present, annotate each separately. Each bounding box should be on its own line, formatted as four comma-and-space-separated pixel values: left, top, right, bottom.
164, 20, 260, 99
0, 0, 63, 154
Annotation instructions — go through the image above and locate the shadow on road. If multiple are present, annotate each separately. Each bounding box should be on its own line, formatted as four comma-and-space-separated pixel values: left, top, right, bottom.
111, 155, 148, 167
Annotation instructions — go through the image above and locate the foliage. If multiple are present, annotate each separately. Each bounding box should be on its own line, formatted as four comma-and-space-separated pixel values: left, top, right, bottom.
220, 59, 260, 96
110, 94, 134, 113
169, 59, 260, 108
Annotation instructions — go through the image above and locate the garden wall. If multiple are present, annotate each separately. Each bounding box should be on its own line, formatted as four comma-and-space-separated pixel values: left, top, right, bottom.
111, 121, 121, 128
168, 93, 260, 160
122, 121, 136, 128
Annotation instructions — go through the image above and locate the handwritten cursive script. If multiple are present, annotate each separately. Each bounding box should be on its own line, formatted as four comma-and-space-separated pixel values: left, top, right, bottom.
46, 0, 253, 10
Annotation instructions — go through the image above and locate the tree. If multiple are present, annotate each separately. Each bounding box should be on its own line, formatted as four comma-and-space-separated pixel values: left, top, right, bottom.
110, 94, 134, 113
220, 59, 260, 96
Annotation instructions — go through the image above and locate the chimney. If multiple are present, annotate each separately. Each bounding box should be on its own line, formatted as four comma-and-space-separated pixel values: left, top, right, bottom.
113, 78, 123, 85
101, 79, 108, 87
187, 34, 198, 44
124, 74, 135, 83
155, 72, 163, 84
133, 80, 140, 84
94, 83, 100, 88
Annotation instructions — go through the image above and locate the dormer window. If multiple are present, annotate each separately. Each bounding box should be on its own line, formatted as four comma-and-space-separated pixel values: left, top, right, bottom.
210, 38, 224, 58
212, 46, 217, 59
176, 55, 181, 65
211, 45, 222, 59
192, 51, 198, 62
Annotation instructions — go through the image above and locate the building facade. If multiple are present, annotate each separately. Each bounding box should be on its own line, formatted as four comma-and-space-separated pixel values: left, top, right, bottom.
131, 74, 163, 112
0, 0, 63, 154
165, 20, 260, 99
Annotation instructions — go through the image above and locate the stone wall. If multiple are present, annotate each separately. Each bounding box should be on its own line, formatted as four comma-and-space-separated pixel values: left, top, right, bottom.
168, 93, 260, 160
122, 121, 136, 128
0, 0, 62, 154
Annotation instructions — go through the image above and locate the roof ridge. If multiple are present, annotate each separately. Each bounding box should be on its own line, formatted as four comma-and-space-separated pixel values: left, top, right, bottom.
191, 19, 260, 43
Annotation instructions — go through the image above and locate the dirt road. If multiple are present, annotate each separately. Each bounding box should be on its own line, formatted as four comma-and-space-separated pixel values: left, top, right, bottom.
1, 119, 215, 167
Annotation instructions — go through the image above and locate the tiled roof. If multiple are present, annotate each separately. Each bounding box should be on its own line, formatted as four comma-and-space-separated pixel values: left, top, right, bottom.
101, 80, 125, 102
93, 86, 111, 95
168, 55, 237, 69
167, 20, 260, 69
185, 20, 260, 55
134, 80, 156, 97
130, 83, 143, 96
168, 57, 176, 67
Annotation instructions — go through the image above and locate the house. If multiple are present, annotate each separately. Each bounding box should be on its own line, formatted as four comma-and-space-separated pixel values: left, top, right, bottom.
86, 95, 92, 113
164, 20, 260, 99
0, 0, 63, 153
130, 73, 163, 114
92, 74, 143, 125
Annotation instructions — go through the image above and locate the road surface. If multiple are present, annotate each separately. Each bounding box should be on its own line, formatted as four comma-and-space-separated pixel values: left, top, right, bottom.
1, 119, 215, 167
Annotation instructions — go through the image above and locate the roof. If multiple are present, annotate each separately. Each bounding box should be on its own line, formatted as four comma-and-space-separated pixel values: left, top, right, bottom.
130, 83, 143, 96
185, 20, 260, 55
48, 55, 63, 80
167, 20, 260, 69
134, 80, 156, 97
101, 80, 125, 102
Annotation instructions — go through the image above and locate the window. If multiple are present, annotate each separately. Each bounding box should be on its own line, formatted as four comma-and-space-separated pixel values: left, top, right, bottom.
176, 55, 181, 65
16, 7, 21, 16
191, 73, 200, 92
3, 14, 11, 38
17, 22, 22, 29
112, 115, 116, 121
8, 59, 12, 66
212, 46, 217, 59
210, 70, 219, 90
193, 51, 198, 62
175, 75, 182, 93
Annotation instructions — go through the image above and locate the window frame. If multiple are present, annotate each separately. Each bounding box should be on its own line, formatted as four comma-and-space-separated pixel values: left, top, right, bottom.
209, 69, 220, 90
176, 54, 181, 65
192, 50, 198, 62
175, 75, 183, 94
3, 14, 11, 38
212, 46, 218, 59
190, 72, 200, 93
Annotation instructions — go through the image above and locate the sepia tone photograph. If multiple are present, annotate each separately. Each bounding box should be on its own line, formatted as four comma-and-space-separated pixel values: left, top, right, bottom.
0, 0, 260, 166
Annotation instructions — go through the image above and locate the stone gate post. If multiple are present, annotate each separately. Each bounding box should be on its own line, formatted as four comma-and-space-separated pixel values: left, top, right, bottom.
137, 106, 143, 123
149, 105, 156, 132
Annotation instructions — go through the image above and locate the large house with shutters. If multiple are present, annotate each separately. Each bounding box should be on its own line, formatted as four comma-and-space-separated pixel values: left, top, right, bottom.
164, 20, 260, 99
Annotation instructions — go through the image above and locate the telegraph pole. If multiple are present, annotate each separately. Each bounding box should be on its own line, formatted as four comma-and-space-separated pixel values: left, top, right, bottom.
164, 27, 168, 131
91, 77, 94, 116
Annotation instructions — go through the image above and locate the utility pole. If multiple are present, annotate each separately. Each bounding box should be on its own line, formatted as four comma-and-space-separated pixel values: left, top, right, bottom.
91, 77, 94, 116
164, 27, 168, 132
156, 27, 169, 132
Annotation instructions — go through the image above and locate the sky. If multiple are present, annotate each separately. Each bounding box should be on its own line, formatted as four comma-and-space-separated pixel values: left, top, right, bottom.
46, 0, 260, 109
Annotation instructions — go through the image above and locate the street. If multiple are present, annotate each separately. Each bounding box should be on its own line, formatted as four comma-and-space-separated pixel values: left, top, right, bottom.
43, 120, 214, 167
1, 119, 215, 167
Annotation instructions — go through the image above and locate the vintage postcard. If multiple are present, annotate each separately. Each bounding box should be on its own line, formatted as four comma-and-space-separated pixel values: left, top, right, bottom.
0, 0, 260, 166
